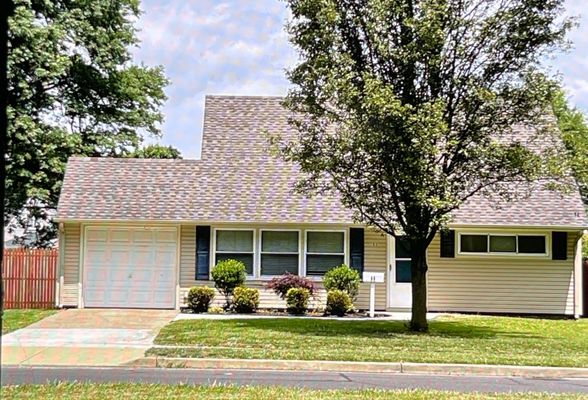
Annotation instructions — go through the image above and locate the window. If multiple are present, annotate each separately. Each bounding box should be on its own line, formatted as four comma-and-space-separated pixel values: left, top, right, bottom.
459, 233, 547, 256
395, 236, 411, 283
215, 230, 254, 275
489, 235, 516, 253
305, 231, 345, 276
518, 235, 546, 254
461, 234, 488, 253
261, 230, 299, 276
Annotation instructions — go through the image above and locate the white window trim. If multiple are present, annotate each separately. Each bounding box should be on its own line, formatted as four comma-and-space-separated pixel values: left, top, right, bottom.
303, 229, 348, 278
457, 232, 549, 257
212, 228, 256, 278
258, 229, 302, 278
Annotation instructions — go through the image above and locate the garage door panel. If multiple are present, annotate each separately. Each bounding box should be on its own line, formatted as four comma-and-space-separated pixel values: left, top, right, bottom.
86, 229, 108, 242
110, 229, 132, 242
156, 250, 175, 264
86, 249, 108, 262
83, 227, 177, 309
132, 230, 155, 242
156, 230, 177, 242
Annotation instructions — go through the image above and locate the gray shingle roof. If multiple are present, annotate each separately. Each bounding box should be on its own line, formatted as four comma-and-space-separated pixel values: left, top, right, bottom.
56, 95, 588, 228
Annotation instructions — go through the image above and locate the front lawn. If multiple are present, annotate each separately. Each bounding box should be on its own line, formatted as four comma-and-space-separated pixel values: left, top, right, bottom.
148, 315, 588, 367
1, 383, 583, 400
1, 309, 58, 334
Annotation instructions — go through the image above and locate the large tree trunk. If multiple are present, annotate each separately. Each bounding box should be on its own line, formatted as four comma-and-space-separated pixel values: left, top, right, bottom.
410, 244, 429, 332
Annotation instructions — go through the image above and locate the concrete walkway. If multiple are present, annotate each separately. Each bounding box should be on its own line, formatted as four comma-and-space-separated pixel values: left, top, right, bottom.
1, 309, 177, 366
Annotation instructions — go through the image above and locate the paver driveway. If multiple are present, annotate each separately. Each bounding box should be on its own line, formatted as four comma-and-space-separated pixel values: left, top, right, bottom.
2, 309, 177, 366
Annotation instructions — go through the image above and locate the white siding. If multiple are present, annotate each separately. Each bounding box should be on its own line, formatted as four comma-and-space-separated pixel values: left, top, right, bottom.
178, 225, 388, 310
427, 232, 576, 315
61, 223, 81, 306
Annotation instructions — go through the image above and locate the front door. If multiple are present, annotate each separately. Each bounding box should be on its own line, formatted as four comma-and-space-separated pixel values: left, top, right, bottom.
387, 235, 412, 309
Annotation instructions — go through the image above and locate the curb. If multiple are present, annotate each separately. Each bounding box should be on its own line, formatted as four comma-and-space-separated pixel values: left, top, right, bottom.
123, 357, 588, 379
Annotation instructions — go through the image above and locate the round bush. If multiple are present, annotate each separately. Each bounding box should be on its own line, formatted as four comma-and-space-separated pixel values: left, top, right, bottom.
233, 286, 260, 313
211, 259, 247, 308
323, 265, 360, 301
286, 287, 310, 315
326, 289, 352, 317
266, 272, 316, 299
187, 286, 215, 313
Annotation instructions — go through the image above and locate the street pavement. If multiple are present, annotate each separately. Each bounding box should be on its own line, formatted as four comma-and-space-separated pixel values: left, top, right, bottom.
2, 366, 588, 394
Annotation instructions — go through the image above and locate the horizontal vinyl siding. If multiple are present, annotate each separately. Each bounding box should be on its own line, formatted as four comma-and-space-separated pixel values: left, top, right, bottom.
428, 232, 576, 315
180, 225, 198, 288
62, 223, 81, 306
355, 229, 387, 310
179, 225, 388, 310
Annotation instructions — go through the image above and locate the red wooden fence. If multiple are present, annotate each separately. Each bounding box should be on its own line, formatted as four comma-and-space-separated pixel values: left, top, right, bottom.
2, 249, 58, 309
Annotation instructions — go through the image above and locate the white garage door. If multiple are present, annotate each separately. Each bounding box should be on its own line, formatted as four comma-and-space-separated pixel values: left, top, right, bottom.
83, 227, 177, 309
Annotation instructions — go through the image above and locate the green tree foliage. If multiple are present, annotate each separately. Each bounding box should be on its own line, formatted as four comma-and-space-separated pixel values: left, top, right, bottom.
6, 0, 169, 245
280, 0, 571, 331
129, 144, 182, 159
552, 89, 588, 207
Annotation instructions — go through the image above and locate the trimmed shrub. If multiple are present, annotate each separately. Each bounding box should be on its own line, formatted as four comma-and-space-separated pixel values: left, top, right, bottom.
187, 286, 215, 313
267, 272, 316, 300
326, 289, 352, 317
286, 288, 310, 315
233, 286, 260, 313
211, 259, 247, 309
323, 265, 360, 301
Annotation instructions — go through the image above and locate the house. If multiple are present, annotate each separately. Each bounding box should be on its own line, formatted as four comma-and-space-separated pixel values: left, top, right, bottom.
55, 95, 587, 316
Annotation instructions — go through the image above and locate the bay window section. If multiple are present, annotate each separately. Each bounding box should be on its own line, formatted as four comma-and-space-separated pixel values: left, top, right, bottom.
215, 230, 254, 275
306, 231, 345, 276
261, 230, 299, 276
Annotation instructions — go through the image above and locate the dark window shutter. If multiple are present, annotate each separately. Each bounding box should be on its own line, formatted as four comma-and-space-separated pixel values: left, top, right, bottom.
349, 228, 364, 275
552, 232, 567, 260
440, 230, 455, 258
196, 226, 211, 280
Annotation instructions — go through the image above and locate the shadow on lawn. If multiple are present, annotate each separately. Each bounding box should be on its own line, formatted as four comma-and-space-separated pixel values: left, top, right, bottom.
208, 318, 542, 340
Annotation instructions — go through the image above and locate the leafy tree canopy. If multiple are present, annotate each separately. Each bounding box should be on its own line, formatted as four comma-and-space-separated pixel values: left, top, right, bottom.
280, 0, 573, 330
129, 144, 182, 159
552, 89, 588, 206
6, 0, 169, 246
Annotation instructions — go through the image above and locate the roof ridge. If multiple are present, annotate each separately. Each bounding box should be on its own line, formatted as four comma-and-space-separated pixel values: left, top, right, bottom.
205, 94, 285, 100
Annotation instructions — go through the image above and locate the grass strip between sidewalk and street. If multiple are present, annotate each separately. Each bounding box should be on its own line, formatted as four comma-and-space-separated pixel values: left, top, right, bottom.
1, 309, 58, 334
147, 315, 588, 367
1, 383, 584, 400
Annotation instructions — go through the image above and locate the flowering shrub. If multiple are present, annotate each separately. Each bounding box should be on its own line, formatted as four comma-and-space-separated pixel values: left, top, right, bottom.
267, 272, 316, 299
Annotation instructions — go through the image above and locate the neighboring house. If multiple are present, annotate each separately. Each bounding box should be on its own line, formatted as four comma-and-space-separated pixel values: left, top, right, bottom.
55, 96, 588, 317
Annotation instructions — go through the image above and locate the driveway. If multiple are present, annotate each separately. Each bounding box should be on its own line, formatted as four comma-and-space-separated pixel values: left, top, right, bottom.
2, 309, 177, 366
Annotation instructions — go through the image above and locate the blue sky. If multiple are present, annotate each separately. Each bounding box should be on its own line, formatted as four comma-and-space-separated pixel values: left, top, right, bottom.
133, 0, 588, 159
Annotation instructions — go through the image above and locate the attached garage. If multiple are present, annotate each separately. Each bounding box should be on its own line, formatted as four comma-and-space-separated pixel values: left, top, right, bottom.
82, 226, 177, 309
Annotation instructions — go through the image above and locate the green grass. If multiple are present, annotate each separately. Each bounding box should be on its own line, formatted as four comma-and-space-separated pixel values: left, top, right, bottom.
1, 383, 584, 400
148, 315, 588, 367
1, 309, 58, 334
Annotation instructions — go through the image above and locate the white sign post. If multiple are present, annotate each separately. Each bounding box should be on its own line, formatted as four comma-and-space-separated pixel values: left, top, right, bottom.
362, 272, 385, 318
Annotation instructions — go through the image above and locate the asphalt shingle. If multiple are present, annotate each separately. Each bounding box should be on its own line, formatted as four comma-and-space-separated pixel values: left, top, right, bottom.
56, 95, 588, 228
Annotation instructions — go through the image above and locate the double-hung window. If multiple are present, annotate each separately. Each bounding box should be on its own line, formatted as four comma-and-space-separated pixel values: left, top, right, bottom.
260, 230, 300, 276
305, 231, 345, 276
459, 233, 547, 255
215, 229, 254, 275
